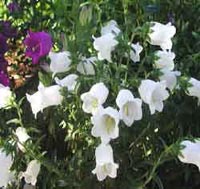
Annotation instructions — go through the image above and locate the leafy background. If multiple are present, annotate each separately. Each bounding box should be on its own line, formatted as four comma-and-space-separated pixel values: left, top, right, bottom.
0, 0, 200, 189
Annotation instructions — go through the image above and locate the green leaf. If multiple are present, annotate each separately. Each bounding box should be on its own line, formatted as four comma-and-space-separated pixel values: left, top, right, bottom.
6, 118, 21, 125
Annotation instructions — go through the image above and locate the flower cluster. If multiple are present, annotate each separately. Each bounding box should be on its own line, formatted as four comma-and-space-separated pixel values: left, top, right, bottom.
79, 21, 177, 181
81, 82, 144, 180
25, 20, 200, 182
0, 17, 200, 188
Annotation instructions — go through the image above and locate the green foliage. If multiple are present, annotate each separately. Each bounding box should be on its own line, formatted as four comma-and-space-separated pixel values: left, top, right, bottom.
0, 0, 200, 189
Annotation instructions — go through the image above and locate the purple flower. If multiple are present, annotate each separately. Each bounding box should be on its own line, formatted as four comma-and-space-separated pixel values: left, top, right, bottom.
0, 21, 17, 38
7, 2, 20, 13
0, 56, 8, 72
0, 34, 8, 54
0, 71, 9, 86
24, 31, 52, 64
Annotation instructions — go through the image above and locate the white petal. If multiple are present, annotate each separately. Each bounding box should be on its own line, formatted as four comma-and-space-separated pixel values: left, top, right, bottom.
139, 79, 169, 114
92, 144, 119, 181
91, 107, 119, 143
49, 51, 71, 75
187, 78, 200, 103
116, 89, 134, 108
155, 50, 175, 71
27, 85, 63, 118
44, 85, 63, 105
101, 20, 121, 36
90, 83, 109, 104
93, 33, 118, 62
95, 143, 114, 164
179, 140, 200, 170
22, 160, 41, 186
92, 165, 107, 181
159, 70, 181, 91
26, 92, 44, 118
0, 84, 12, 109
0, 150, 14, 187
55, 74, 78, 91
152, 81, 169, 102
81, 93, 101, 114
108, 163, 119, 178
77, 57, 96, 75
116, 89, 142, 126
81, 83, 108, 114
120, 99, 142, 126
130, 42, 143, 63
149, 22, 176, 50
138, 80, 157, 104
15, 127, 30, 143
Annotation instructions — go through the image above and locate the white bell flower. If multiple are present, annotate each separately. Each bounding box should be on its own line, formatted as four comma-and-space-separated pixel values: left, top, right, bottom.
138, 79, 169, 115
0, 149, 14, 188
92, 143, 119, 181
178, 140, 200, 170
116, 89, 142, 126
77, 57, 97, 75
26, 83, 63, 118
0, 84, 12, 109
15, 127, 30, 152
81, 82, 109, 114
130, 42, 143, 63
49, 51, 71, 76
91, 107, 120, 144
187, 78, 200, 104
101, 20, 121, 36
155, 50, 175, 71
23, 183, 36, 189
93, 33, 118, 62
159, 70, 181, 91
149, 22, 176, 50
21, 160, 41, 186
55, 74, 78, 91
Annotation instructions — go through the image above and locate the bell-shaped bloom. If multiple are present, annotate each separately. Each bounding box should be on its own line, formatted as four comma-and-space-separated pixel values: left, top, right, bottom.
116, 89, 142, 126
77, 57, 96, 75
55, 74, 78, 91
0, 149, 14, 188
149, 22, 176, 50
21, 160, 41, 186
159, 70, 181, 91
101, 20, 121, 36
15, 127, 30, 152
81, 82, 109, 114
24, 31, 52, 64
92, 143, 119, 181
0, 71, 10, 86
49, 51, 71, 76
93, 33, 118, 62
187, 78, 200, 104
155, 50, 175, 71
26, 83, 63, 118
130, 42, 143, 63
178, 140, 200, 170
138, 79, 169, 114
91, 107, 120, 144
0, 84, 12, 109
